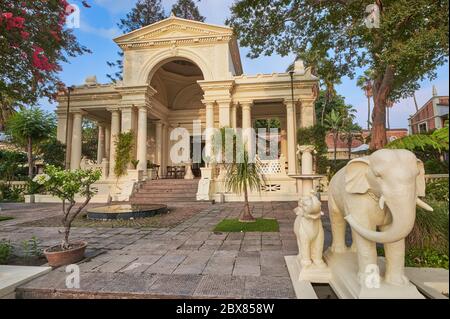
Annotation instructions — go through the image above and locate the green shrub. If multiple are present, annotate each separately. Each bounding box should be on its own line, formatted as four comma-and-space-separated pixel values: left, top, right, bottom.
424, 158, 449, 174
405, 248, 449, 269
297, 125, 328, 174
22, 236, 43, 258
0, 240, 12, 264
426, 179, 449, 203
407, 201, 449, 255
0, 183, 24, 202
26, 179, 44, 195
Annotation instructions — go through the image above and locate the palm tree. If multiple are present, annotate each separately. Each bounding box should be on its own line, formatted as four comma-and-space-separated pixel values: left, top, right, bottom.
225, 149, 266, 222
324, 109, 345, 165
341, 122, 363, 160
357, 72, 374, 131
6, 107, 55, 178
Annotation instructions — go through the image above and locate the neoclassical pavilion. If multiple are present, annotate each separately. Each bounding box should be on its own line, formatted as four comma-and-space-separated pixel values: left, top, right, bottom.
51, 15, 319, 203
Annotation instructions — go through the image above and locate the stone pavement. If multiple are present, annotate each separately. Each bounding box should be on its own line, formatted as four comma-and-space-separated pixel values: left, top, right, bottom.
0, 201, 344, 299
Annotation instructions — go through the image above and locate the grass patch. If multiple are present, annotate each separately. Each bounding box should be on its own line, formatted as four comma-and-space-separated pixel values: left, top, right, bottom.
0, 216, 13, 222
214, 218, 279, 232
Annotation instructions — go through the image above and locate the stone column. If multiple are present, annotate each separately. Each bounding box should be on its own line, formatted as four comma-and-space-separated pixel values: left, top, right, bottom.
108, 109, 121, 177
280, 118, 288, 161
286, 101, 297, 175
70, 111, 83, 170
298, 145, 315, 195
105, 125, 111, 160
204, 101, 215, 159
218, 100, 231, 128
241, 101, 253, 152
97, 124, 105, 164
231, 104, 237, 129
120, 107, 135, 133
155, 122, 163, 176
137, 106, 148, 172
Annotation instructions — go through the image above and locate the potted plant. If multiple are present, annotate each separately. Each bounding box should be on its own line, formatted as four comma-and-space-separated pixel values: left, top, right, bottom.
33, 165, 101, 267
131, 159, 139, 170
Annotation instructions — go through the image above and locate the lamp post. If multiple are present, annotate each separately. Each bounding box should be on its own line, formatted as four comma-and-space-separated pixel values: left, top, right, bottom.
65, 85, 75, 170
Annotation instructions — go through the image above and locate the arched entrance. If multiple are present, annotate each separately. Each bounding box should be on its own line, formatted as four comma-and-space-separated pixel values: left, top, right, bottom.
149, 58, 206, 178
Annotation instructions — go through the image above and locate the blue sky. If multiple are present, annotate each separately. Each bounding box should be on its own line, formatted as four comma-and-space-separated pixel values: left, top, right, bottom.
45, 0, 449, 129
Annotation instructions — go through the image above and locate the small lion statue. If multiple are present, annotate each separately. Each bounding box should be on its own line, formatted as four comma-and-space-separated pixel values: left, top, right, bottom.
293, 192, 327, 268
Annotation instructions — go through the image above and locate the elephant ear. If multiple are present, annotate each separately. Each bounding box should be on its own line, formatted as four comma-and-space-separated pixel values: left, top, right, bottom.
416, 159, 426, 197
345, 157, 370, 194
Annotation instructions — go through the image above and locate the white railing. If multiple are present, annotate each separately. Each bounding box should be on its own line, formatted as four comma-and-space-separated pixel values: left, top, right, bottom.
425, 174, 449, 183
0, 181, 28, 192
259, 155, 287, 176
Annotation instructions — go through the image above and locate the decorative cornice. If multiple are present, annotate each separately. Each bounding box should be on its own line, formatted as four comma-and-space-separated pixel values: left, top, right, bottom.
119, 35, 233, 50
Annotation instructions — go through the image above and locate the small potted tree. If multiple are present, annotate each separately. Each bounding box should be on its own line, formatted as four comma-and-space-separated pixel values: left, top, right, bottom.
33, 165, 101, 267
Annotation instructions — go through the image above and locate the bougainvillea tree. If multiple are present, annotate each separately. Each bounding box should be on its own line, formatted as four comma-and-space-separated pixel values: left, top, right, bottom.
0, 0, 91, 129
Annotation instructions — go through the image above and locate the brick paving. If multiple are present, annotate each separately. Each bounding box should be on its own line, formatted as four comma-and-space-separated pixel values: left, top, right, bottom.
0, 201, 346, 299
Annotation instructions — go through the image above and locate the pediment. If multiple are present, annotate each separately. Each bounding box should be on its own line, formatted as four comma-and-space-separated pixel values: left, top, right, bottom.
114, 16, 233, 45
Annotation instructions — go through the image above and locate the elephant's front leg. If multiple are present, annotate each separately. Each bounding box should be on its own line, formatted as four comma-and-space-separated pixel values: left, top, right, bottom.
383, 239, 409, 286
352, 231, 378, 286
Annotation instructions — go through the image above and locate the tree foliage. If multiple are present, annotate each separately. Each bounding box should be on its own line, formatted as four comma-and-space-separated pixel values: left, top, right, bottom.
0, 1, 91, 128
386, 126, 449, 152
0, 149, 27, 181
114, 131, 134, 178
171, 0, 205, 22
227, 0, 449, 150
34, 165, 101, 249
297, 125, 328, 174
5, 107, 55, 177
38, 137, 66, 168
81, 119, 98, 160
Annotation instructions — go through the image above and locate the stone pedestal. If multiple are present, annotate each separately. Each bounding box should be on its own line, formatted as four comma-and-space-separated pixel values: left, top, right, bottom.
196, 167, 214, 201
285, 255, 331, 283
324, 251, 424, 299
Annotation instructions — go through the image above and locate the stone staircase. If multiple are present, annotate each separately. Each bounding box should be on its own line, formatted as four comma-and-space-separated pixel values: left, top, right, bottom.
130, 179, 211, 205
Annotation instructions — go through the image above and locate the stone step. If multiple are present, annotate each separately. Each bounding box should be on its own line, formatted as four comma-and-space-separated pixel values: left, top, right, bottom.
132, 194, 196, 200
138, 185, 199, 191
129, 179, 202, 205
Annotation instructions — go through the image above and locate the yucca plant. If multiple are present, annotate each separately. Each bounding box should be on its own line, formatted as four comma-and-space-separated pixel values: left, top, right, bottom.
225, 149, 266, 222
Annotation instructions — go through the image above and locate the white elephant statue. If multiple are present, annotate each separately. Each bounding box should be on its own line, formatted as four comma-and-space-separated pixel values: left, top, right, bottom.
328, 149, 433, 286
294, 193, 327, 268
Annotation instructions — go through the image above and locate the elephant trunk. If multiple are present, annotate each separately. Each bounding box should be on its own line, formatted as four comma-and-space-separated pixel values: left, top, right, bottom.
345, 193, 417, 244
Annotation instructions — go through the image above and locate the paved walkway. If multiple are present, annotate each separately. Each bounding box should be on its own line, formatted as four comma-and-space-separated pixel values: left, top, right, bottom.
0, 201, 340, 299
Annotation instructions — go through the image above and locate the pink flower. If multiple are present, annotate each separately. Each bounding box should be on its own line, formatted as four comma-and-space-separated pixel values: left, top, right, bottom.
2, 12, 13, 19
32, 46, 55, 72
20, 31, 30, 39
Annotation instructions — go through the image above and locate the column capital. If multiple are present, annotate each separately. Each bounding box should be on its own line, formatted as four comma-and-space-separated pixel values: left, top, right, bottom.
202, 99, 216, 107
107, 107, 120, 113
216, 99, 232, 107
239, 101, 253, 109
69, 109, 87, 116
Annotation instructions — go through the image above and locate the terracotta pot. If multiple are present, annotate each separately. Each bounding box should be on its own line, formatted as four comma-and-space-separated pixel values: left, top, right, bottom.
44, 241, 87, 267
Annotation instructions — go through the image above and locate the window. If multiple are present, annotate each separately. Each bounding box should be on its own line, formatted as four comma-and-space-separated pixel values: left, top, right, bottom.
418, 122, 427, 133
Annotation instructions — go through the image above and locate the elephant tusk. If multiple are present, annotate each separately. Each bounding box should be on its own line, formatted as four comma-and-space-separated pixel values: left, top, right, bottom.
416, 198, 434, 212
379, 196, 385, 210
